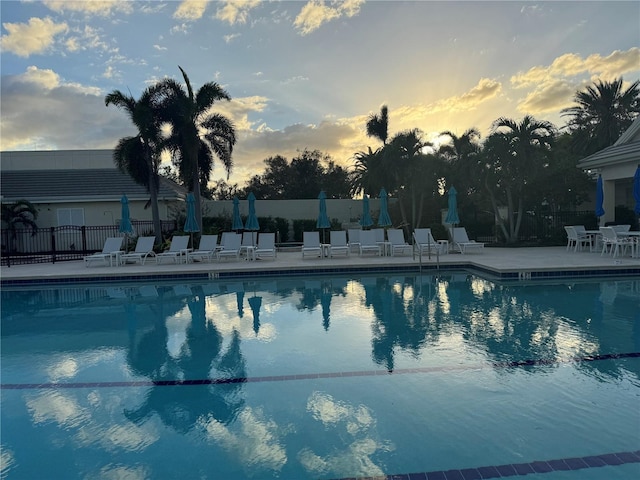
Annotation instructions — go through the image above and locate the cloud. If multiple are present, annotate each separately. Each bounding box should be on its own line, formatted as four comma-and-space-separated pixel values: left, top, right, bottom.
224, 33, 241, 44
516, 79, 576, 114
216, 0, 262, 25
428, 78, 503, 114
511, 47, 640, 88
174, 0, 210, 21
43, 0, 134, 16
294, 0, 364, 35
1, 17, 68, 57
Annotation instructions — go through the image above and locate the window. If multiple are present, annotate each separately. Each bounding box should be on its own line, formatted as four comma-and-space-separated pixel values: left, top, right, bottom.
57, 208, 85, 226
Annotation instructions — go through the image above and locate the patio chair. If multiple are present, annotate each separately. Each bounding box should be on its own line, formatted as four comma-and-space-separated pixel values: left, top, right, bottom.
611, 224, 631, 233
358, 230, 382, 256
84, 237, 123, 267
156, 235, 190, 264
372, 228, 385, 244
241, 231, 258, 258
600, 226, 633, 258
187, 234, 219, 263
347, 228, 361, 254
302, 231, 322, 258
254, 232, 277, 260
328, 230, 349, 257
216, 232, 242, 261
564, 226, 593, 252
387, 229, 412, 256
413, 228, 446, 256
451, 227, 485, 254
120, 236, 156, 265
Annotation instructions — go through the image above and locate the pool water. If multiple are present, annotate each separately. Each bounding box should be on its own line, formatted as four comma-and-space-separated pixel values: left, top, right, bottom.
1, 273, 639, 479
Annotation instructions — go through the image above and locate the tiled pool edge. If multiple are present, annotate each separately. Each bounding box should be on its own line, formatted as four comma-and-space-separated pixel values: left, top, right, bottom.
2, 262, 639, 287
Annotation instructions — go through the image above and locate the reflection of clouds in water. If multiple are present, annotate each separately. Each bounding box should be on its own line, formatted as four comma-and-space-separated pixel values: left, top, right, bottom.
84, 464, 149, 480
207, 300, 278, 342
0, 446, 16, 478
202, 407, 288, 473
26, 390, 159, 452
300, 392, 393, 478
166, 309, 191, 358
47, 350, 119, 382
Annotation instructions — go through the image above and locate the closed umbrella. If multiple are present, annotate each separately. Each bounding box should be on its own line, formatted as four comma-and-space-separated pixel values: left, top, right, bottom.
595, 174, 605, 225
249, 295, 262, 335
232, 196, 244, 231
377, 188, 392, 227
183, 192, 200, 248
119, 195, 134, 252
633, 165, 640, 216
360, 194, 373, 228
245, 192, 260, 245
445, 186, 460, 250
317, 191, 330, 243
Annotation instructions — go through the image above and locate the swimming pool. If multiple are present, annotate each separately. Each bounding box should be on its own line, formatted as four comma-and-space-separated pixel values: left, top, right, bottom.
1, 272, 639, 479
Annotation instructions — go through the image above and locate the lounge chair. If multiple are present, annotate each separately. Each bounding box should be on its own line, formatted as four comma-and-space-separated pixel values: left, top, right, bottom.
451, 227, 485, 254
216, 232, 242, 261
120, 236, 156, 265
413, 228, 446, 256
347, 228, 361, 254
241, 231, 258, 258
387, 229, 412, 256
156, 235, 190, 264
84, 237, 123, 267
302, 231, 322, 258
187, 234, 219, 263
600, 226, 632, 258
328, 230, 349, 257
254, 232, 277, 260
358, 230, 382, 256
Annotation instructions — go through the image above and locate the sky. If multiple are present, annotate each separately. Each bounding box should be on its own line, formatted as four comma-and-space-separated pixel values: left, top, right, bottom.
1, 0, 639, 188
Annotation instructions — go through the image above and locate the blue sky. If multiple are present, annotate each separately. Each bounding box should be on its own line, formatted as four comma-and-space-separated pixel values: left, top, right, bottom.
1, 0, 639, 187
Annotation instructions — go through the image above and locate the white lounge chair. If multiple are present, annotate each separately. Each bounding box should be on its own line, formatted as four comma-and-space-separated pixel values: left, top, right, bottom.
216, 233, 242, 261
241, 231, 258, 259
120, 236, 156, 265
451, 227, 484, 254
254, 232, 277, 260
413, 228, 446, 256
187, 234, 218, 263
302, 231, 322, 258
328, 230, 349, 257
156, 235, 190, 264
347, 228, 361, 253
387, 229, 412, 256
359, 230, 382, 256
564, 226, 592, 252
84, 237, 123, 267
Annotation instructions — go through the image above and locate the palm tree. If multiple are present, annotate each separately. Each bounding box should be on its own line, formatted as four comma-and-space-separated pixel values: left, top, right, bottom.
1, 199, 38, 252
159, 66, 237, 230
105, 85, 166, 243
366, 105, 389, 145
561, 78, 640, 156
349, 146, 385, 197
488, 115, 556, 243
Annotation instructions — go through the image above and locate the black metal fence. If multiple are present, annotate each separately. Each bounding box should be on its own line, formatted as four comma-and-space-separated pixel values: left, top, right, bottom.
1, 220, 177, 267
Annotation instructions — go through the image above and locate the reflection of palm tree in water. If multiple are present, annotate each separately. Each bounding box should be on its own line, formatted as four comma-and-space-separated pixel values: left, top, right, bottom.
125, 286, 246, 432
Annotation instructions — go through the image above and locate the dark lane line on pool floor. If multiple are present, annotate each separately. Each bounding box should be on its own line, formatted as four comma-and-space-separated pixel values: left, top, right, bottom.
328, 450, 640, 480
2, 352, 639, 390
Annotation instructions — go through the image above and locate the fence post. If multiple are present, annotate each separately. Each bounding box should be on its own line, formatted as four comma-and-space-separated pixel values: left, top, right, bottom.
81, 226, 87, 254
50, 227, 56, 264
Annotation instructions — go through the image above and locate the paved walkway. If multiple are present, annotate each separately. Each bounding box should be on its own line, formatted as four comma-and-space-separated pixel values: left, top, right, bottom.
2, 246, 639, 283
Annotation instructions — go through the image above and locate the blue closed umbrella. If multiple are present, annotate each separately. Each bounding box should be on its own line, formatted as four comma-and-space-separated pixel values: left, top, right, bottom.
317, 191, 330, 244
245, 192, 260, 245
119, 195, 134, 251
360, 194, 373, 228
633, 165, 640, 216
184, 192, 200, 233
595, 174, 605, 223
232, 196, 244, 231
377, 188, 392, 227
445, 186, 460, 225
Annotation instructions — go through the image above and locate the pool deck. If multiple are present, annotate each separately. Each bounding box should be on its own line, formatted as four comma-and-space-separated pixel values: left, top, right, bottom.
2, 246, 639, 285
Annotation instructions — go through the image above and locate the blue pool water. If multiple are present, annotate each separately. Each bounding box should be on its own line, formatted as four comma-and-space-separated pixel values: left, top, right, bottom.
1, 272, 639, 479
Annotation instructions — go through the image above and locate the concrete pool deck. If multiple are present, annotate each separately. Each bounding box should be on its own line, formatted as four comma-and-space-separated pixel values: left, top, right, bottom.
2, 246, 639, 285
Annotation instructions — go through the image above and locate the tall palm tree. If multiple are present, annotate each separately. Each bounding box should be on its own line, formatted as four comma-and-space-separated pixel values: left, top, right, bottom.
561, 77, 640, 156
159, 66, 236, 230
349, 146, 385, 197
1, 199, 38, 252
366, 105, 389, 145
488, 115, 556, 243
105, 85, 166, 243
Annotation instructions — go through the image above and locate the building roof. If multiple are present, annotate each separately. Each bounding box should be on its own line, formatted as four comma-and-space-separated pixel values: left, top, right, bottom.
1, 168, 187, 203
577, 116, 640, 171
